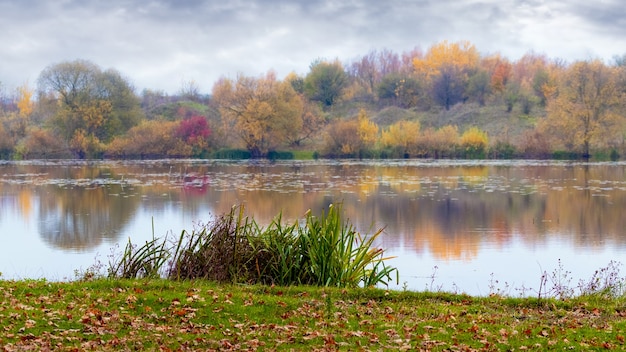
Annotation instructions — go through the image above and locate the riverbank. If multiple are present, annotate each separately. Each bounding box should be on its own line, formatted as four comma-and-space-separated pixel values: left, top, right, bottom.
1, 279, 624, 350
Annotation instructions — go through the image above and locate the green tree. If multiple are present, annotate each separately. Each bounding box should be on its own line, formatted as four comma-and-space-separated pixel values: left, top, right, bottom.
37, 59, 143, 158
376, 73, 421, 108
304, 59, 347, 107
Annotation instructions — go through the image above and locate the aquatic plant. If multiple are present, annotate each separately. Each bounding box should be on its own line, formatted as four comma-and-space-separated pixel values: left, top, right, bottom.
107, 204, 398, 288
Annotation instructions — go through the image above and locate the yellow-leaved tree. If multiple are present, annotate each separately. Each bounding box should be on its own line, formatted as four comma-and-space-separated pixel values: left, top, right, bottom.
381, 120, 421, 157
542, 60, 625, 157
357, 109, 379, 149
413, 40, 480, 109
17, 84, 34, 118
212, 71, 304, 157
413, 40, 480, 78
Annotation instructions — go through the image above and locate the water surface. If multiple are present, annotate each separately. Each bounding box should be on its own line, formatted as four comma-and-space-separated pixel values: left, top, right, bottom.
1, 159, 625, 295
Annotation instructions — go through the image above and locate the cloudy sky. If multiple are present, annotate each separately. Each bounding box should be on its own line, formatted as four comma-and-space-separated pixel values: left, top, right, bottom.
1, 0, 625, 95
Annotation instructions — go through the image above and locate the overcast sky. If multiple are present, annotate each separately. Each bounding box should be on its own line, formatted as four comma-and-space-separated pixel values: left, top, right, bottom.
1, 0, 625, 95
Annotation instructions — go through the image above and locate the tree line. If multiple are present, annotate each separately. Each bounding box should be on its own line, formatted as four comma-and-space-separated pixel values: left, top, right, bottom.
1, 40, 625, 160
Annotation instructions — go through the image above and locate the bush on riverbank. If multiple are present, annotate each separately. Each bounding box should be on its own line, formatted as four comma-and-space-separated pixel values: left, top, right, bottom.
105, 204, 398, 288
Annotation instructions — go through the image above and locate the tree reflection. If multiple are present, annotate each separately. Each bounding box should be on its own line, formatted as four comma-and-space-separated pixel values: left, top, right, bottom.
2, 160, 626, 259
38, 184, 139, 250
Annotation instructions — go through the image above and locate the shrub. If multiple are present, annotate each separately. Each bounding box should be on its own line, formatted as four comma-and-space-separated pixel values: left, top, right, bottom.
460, 127, 488, 158
168, 206, 258, 283
267, 150, 294, 160
211, 149, 252, 159
107, 204, 398, 288
489, 141, 517, 159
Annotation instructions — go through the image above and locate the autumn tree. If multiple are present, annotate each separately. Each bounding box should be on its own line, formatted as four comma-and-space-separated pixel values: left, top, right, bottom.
506, 52, 558, 112
380, 120, 421, 157
489, 57, 512, 93
212, 71, 305, 157
543, 60, 625, 158
413, 41, 480, 109
324, 119, 360, 157
413, 40, 480, 79
348, 49, 402, 96
304, 59, 348, 108
460, 127, 489, 158
175, 115, 211, 156
16, 84, 34, 118
17, 127, 68, 159
37, 59, 143, 158
107, 120, 190, 158
417, 125, 459, 158
324, 109, 379, 157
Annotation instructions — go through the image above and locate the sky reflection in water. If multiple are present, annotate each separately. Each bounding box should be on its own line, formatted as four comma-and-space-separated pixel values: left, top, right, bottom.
1, 159, 625, 296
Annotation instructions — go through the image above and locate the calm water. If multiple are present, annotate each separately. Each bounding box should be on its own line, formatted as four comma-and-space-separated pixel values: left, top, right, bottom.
1, 159, 625, 295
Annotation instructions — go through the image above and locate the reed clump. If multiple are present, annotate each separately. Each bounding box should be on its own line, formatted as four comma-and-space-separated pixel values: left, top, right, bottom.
107, 204, 398, 288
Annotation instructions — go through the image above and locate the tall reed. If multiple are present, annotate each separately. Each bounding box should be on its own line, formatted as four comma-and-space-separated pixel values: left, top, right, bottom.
107, 204, 398, 288
107, 236, 169, 279
298, 204, 397, 288
167, 205, 258, 283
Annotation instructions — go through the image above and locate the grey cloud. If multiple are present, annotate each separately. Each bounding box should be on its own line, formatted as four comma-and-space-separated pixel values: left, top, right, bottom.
0, 0, 624, 94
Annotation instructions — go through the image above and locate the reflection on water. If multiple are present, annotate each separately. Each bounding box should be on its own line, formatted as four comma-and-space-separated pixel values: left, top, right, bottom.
1, 159, 625, 294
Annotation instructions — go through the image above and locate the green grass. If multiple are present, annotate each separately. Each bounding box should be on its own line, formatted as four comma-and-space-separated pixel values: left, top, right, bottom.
1, 279, 625, 350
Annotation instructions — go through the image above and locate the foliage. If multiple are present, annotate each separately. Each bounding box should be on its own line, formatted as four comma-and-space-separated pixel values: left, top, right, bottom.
106, 120, 191, 158
297, 204, 397, 288
417, 125, 460, 158
108, 237, 169, 279
431, 64, 467, 109
210, 148, 252, 159
4, 43, 626, 160
413, 40, 480, 79
168, 206, 258, 283
37, 60, 143, 158
107, 204, 397, 289
543, 60, 625, 158
267, 150, 294, 160
304, 59, 348, 107
175, 115, 211, 155
16, 127, 69, 159
376, 73, 421, 108
323, 110, 380, 158
489, 56, 512, 93
323, 119, 360, 157
460, 127, 489, 158
380, 119, 421, 157
212, 72, 305, 157
16, 84, 34, 118
0, 123, 13, 158
489, 140, 517, 159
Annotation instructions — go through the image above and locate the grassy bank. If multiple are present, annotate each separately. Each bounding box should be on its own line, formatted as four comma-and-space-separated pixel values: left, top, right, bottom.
1, 279, 625, 350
